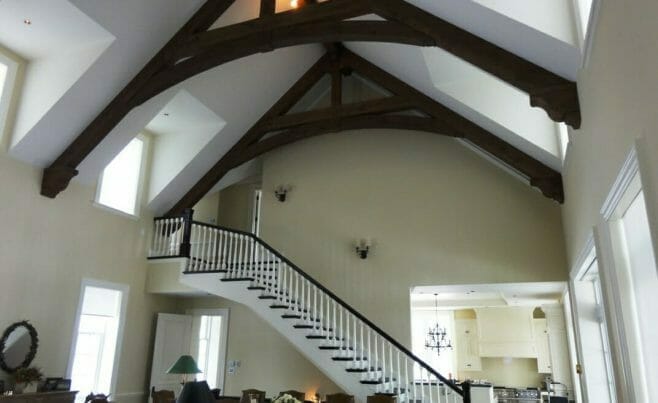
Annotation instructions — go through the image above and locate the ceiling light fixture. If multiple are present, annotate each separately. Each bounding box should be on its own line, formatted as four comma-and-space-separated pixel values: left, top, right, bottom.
163, 113, 170, 117
424, 294, 452, 356
290, 0, 299, 8
23, 18, 32, 25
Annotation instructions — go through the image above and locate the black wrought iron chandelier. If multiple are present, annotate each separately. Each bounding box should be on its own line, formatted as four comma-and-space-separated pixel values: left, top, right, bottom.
424, 294, 452, 355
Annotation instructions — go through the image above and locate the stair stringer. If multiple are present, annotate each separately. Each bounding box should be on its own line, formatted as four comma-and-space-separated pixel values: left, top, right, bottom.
180, 270, 376, 402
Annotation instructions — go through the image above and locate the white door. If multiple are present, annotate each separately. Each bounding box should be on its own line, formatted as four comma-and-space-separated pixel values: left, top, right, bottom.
150, 314, 193, 396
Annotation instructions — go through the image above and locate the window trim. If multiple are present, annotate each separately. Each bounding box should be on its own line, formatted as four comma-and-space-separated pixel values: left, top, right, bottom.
0, 48, 21, 147
67, 278, 130, 397
94, 134, 150, 218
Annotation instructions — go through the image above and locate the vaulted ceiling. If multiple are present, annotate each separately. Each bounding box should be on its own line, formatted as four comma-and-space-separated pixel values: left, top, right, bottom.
0, 0, 585, 214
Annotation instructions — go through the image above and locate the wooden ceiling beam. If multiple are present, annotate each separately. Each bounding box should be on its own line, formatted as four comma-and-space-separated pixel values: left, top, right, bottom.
132, 20, 432, 105
370, 0, 581, 128
40, 0, 236, 199
42, 0, 576, 200
258, 97, 416, 132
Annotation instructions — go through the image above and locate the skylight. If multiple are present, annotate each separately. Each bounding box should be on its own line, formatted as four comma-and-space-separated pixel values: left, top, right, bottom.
97, 137, 145, 216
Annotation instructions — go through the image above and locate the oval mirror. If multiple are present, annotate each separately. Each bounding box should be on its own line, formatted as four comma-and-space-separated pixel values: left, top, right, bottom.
0, 321, 39, 373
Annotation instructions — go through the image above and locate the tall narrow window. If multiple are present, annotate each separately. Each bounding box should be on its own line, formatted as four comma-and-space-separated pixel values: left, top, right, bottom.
614, 191, 658, 400
194, 315, 223, 388
573, 259, 616, 403
97, 137, 145, 215
69, 282, 128, 400
0, 62, 7, 102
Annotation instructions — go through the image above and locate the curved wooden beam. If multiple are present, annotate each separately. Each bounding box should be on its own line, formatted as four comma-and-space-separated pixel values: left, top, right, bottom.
132, 20, 433, 106
41, 0, 577, 199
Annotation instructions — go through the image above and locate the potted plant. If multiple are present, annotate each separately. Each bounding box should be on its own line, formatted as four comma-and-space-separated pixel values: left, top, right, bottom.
13, 367, 43, 394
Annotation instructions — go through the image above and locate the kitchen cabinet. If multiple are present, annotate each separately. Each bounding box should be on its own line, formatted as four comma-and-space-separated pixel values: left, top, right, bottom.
455, 319, 482, 371
533, 319, 551, 373
543, 306, 573, 391
476, 307, 536, 358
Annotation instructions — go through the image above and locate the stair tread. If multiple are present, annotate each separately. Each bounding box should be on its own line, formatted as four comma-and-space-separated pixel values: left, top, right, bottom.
221, 277, 255, 282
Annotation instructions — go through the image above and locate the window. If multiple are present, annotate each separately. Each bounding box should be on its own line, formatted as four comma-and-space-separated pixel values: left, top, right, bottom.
0, 62, 7, 102
96, 137, 145, 216
0, 50, 20, 142
610, 190, 658, 400
195, 316, 222, 388
572, 258, 616, 403
189, 309, 229, 391
69, 281, 128, 400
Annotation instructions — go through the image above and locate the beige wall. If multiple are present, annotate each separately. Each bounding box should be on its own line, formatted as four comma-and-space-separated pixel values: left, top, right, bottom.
259, 131, 567, 346
562, 0, 658, 266
178, 297, 340, 398
217, 183, 258, 232
194, 191, 220, 224
0, 152, 179, 403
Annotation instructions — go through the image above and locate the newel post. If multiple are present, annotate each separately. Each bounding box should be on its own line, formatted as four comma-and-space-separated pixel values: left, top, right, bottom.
462, 381, 471, 403
179, 208, 194, 257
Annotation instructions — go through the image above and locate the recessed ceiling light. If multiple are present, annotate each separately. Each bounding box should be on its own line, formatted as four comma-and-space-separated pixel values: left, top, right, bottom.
23, 18, 32, 25
290, 0, 299, 8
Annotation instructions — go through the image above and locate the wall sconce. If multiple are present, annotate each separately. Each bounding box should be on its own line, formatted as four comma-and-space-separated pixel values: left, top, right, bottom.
355, 238, 371, 259
274, 185, 291, 202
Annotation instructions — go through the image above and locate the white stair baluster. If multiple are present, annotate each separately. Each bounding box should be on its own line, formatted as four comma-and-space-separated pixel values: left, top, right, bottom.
313, 286, 318, 330
373, 334, 378, 380
397, 350, 400, 398
367, 328, 371, 371
228, 233, 235, 277
386, 341, 394, 392
359, 321, 364, 361
152, 220, 160, 255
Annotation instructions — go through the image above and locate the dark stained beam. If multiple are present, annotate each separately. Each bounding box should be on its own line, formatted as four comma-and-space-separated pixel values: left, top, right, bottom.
370, 0, 581, 128
260, 0, 275, 16
40, 0, 236, 198
167, 48, 563, 215
331, 69, 342, 106
44, 0, 577, 200
257, 97, 415, 132
133, 20, 432, 105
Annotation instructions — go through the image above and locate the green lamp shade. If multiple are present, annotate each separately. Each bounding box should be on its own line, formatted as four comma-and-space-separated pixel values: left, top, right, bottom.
167, 355, 202, 375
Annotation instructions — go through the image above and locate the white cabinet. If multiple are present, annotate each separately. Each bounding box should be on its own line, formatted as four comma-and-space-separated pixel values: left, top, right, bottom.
455, 319, 482, 371
533, 319, 552, 373
476, 307, 537, 358
543, 306, 573, 390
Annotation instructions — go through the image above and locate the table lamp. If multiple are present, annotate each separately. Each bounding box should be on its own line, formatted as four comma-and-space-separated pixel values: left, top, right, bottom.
166, 355, 202, 384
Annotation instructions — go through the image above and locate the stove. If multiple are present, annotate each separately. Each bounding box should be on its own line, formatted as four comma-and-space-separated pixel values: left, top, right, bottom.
493, 387, 541, 402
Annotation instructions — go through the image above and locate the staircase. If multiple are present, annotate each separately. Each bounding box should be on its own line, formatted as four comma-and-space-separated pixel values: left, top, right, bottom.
148, 210, 469, 403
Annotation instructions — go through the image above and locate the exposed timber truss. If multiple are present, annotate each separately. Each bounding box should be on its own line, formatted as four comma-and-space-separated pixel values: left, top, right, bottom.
41, 0, 578, 199
165, 45, 564, 216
